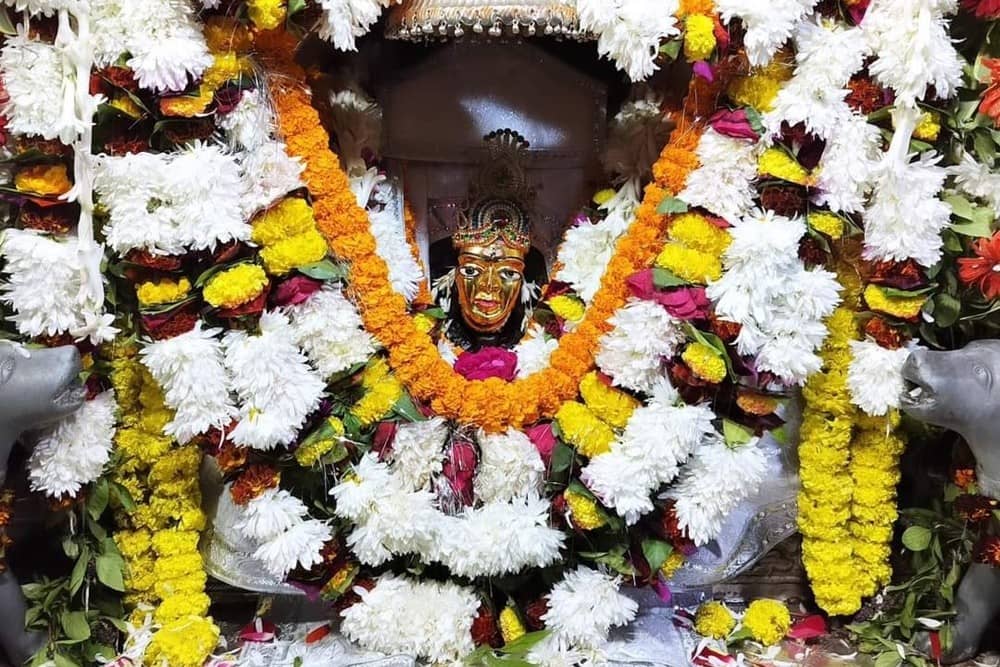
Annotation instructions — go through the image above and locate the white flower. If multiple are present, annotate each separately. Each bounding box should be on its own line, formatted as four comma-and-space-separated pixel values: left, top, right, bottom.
388, 418, 449, 491
862, 0, 963, 107
0, 230, 112, 344
224, 311, 326, 450
219, 89, 275, 152
316, 0, 402, 52
239, 140, 305, 217
253, 519, 332, 578
366, 205, 424, 302
237, 488, 310, 542
474, 429, 545, 503
339, 574, 479, 664
95, 142, 249, 256
864, 151, 951, 267
678, 129, 760, 224
715, 0, 819, 67
848, 340, 914, 416
950, 152, 1000, 217
91, 0, 212, 92
514, 325, 559, 378
669, 437, 768, 545
583, 393, 715, 524
140, 324, 237, 444
328, 89, 382, 173
541, 567, 638, 650
28, 391, 117, 498
596, 299, 685, 394
285, 285, 377, 380
0, 0, 76, 15
813, 113, 883, 214
579, 0, 681, 81
0, 32, 87, 143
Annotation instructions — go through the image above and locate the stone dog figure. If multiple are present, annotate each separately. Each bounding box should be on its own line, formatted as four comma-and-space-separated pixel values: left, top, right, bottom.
0, 344, 85, 666
901, 341, 1000, 663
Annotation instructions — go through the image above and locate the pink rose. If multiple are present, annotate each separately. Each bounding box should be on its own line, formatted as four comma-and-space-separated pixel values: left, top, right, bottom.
692, 60, 715, 82
442, 438, 477, 506
270, 275, 323, 308
627, 270, 711, 320
526, 423, 557, 466
708, 108, 760, 141
454, 347, 518, 382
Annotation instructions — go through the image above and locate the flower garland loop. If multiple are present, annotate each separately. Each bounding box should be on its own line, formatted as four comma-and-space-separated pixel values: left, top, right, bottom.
257, 29, 709, 432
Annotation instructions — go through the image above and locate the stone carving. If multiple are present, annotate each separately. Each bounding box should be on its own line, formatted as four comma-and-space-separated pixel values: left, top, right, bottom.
0, 345, 85, 666
901, 341, 1000, 663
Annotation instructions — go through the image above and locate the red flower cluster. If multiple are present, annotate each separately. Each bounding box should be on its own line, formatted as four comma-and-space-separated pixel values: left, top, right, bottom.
958, 232, 1000, 300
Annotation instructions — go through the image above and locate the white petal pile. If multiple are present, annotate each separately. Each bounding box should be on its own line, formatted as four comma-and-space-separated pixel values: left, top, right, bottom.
707, 210, 841, 385
387, 417, 449, 492
0, 33, 78, 143
0, 230, 113, 344
238, 140, 306, 219
862, 0, 963, 108
847, 340, 914, 416
95, 142, 249, 256
950, 152, 1000, 218
596, 299, 685, 394
578, 0, 681, 81
316, 0, 403, 52
140, 324, 237, 444
0, 0, 75, 15
224, 311, 326, 450
90, 0, 212, 93
813, 113, 883, 215
715, 0, 818, 67
473, 428, 545, 504
669, 437, 768, 545
582, 388, 715, 524
678, 129, 760, 224
235, 487, 332, 578
285, 285, 378, 381
367, 206, 424, 302
536, 566, 638, 651
219, 89, 275, 153
514, 325, 560, 378
28, 391, 117, 498
339, 574, 479, 665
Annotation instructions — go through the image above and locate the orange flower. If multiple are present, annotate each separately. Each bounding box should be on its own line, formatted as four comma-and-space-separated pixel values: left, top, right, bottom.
980, 59, 1000, 127
230, 464, 280, 505
958, 232, 1000, 300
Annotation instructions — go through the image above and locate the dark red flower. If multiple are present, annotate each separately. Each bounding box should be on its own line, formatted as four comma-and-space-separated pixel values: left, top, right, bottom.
847, 76, 886, 115
963, 0, 1000, 19
708, 109, 760, 141
975, 535, 1000, 566
763, 186, 807, 218
524, 597, 549, 631
980, 59, 1000, 128
864, 317, 906, 349
217, 285, 270, 319
454, 347, 518, 382
141, 302, 200, 340
708, 314, 741, 344
954, 467, 978, 491
19, 202, 78, 233
271, 275, 324, 308
959, 233, 1000, 300
470, 604, 503, 648
230, 465, 280, 505
125, 249, 184, 272
798, 236, 829, 266
442, 437, 477, 506
955, 495, 999, 524
372, 421, 398, 461
867, 258, 927, 291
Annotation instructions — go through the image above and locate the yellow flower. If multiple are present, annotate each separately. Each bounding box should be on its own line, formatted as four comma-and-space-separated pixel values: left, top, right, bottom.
727, 57, 793, 111
154, 592, 211, 624
579, 371, 638, 430
260, 230, 328, 275
863, 284, 926, 320
146, 616, 220, 667
655, 244, 722, 284
252, 198, 317, 246
202, 264, 269, 309
684, 14, 717, 61
669, 213, 731, 258
593, 188, 617, 206
758, 147, 810, 185
413, 312, 437, 334
110, 95, 143, 118
912, 111, 941, 142
248, 0, 287, 30
160, 53, 249, 118
352, 377, 404, 426
136, 277, 191, 307
203, 16, 253, 53
742, 599, 791, 646
155, 571, 208, 599
499, 606, 527, 644
295, 417, 346, 467
682, 342, 727, 383
549, 295, 586, 323
694, 601, 736, 639
14, 164, 72, 196
564, 489, 607, 530
807, 212, 844, 240
151, 530, 200, 555
555, 402, 615, 458
659, 551, 685, 579
115, 529, 153, 560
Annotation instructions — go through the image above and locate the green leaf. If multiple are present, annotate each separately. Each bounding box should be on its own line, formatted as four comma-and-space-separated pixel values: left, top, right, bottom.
932, 293, 962, 328
578, 545, 636, 576
973, 129, 997, 165
723, 419, 754, 447
287, 0, 307, 15
744, 107, 766, 135
658, 39, 682, 62
52, 653, 81, 667
945, 194, 977, 221
770, 425, 789, 445
902, 526, 933, 552
110, 482, 137, 513
86, 478, 110, 521
62, 536, 80, 560
549, 443, 575, 474
874, 651, 903, 667
69, 546, 91, 597
656, 197, 689, 215
60, 611, 91, 641
391, 393, 425, 422
297, 258, 346, 281
641, 538, 673, 573
881, 285, 936, 299
0, 7, 16, 35
652, 268, 689, 289
95, 555, 125, 592
950, 218, 994, 238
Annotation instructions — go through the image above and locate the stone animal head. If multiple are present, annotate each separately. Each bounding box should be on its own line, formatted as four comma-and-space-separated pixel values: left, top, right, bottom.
901, 341, 1000, 440
0, 344, 84, 433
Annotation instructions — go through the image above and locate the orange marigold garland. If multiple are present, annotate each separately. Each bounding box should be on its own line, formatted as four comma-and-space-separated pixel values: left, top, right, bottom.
256, 29, 710, 432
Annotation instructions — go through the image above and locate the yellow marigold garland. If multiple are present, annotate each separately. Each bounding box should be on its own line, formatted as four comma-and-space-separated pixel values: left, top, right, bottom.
554, 402, 615, 458
257, 27, 719, 432
579, 371, 639, 429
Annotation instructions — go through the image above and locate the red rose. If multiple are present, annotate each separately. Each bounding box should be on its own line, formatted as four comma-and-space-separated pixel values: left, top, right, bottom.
526, 423, 557, 465
627, 270, 710, 320
442, 438, 477, 506
372, 421, 398, 461
708, 108, 759, 141
454, 347, 518, 382
271, 275, 324, 308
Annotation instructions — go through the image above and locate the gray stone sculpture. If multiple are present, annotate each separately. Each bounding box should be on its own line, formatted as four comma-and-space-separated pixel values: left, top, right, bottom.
901, 341, 1000, 664
0, 344, 85, 666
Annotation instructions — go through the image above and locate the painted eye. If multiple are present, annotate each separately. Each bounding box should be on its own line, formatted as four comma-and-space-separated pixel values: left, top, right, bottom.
459, 266, 480, 278
499, 269, 521, 281
0, 356, 14, 387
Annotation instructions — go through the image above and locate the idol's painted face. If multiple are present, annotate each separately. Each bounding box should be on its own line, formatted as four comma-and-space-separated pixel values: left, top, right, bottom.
455, 239, 526, 333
